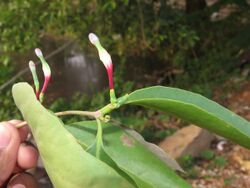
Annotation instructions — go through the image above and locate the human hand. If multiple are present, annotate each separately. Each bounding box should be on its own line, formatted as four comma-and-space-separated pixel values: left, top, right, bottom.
0, 120, 39, 188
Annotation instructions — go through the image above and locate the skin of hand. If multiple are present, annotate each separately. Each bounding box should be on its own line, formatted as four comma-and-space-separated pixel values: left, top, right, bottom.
0, 120, 39, 188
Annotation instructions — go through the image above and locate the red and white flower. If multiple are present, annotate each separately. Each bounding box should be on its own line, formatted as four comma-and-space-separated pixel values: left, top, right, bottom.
88, 33, 114, 89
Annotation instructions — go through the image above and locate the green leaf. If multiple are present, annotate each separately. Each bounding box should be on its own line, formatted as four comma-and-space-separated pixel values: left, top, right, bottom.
12, 83, 134, 188
65, 121, 191, 188
125, 86, 250, 149
124, 128, 184, 171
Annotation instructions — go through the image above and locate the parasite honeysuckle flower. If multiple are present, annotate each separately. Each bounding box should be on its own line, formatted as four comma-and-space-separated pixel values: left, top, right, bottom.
29, 60, 40, 99
35, 48, 51, 102
88, 33, 117, 103
88, 33, 114, 90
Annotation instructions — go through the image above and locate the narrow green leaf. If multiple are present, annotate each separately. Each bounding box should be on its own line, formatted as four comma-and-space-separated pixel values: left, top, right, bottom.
125, 86, 250, 149
125, 128, 184, 173
12, 82, 134, 188
65, 121, 191, 188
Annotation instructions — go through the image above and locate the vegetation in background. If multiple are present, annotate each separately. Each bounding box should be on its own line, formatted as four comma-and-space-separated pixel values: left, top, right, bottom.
178, 150, 228, 179
2, 2, 250, 186
1, 0, 250, 127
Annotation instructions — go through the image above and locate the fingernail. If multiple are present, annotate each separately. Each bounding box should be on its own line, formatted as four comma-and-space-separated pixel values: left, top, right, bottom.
0, 124, 11, 148
13, 184, 26, 188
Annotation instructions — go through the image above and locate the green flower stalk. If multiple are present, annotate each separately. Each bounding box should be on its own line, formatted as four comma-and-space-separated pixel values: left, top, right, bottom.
88, 33, 117, 103
29, 60, 40, 99
35, 48, 51, 102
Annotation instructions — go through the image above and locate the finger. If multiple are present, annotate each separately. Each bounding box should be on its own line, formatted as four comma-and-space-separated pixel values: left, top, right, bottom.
12, 166, 23, 174
0, 122, 20, 186
7, 173, 39, 188
17, 143, 38, 169
8, 120, 29, 142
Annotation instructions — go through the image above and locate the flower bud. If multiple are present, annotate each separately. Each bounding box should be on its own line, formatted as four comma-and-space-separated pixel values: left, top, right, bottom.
29, 60, 40, 99
88, 33, 114, 89
35, 48, 51, 102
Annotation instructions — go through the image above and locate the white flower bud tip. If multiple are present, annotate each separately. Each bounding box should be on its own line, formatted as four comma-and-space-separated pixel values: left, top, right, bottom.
100, 50, 112, 69
29, 61, 36, 72
35, 48, 43, 57
29, 60, 35, 67
42, 64, 51, 77
88, 33, 99, 45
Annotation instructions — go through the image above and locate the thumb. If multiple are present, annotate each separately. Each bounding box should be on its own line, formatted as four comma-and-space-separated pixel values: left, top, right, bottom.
0, 122, 20, 186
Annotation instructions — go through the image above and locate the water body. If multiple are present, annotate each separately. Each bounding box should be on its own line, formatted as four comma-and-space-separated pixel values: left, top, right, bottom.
46, 41, 107, 101
16, 36, 107, 102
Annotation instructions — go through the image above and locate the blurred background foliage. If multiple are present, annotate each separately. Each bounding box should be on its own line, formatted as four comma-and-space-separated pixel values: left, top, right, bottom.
0, 0, 250, 137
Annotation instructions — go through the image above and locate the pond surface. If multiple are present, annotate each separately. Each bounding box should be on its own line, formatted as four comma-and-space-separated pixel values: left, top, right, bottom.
16, 36, 107, 103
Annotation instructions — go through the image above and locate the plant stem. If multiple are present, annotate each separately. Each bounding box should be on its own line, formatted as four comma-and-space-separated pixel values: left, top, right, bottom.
15, 110, 102, 128
15, 93, 129, 129
15, 121, 27, 128
99, 103, 117, 115
110, 89, 117, 104
55, 110, 101, 118
95, 118, 103, 159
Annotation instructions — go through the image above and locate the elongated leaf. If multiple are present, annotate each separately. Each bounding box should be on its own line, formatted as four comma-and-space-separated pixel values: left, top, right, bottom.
65, 121, 191, 188
12, 83, 134, 188
125, 86, 250, 149
125, 128, 184, 172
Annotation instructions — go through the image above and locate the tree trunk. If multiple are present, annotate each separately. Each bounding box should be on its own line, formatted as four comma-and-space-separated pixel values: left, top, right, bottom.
186, 0, 207, 13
